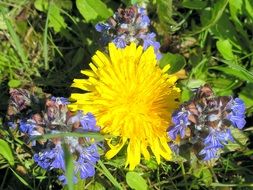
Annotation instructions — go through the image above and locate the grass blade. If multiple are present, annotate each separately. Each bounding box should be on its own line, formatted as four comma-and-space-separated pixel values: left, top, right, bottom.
97, 160, 123, 190
3, 15, 28, 65
43, 2, 50, 70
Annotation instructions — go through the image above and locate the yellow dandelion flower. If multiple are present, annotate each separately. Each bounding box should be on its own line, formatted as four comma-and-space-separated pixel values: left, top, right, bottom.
69, 43, 180, 170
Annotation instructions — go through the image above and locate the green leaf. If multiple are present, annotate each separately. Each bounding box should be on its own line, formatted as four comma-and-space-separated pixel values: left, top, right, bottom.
8, 79, 21, 88
34, 0, 72, 11
9, 168, 33, 190
189, 0, 229, 35
209, 66, 247, 82
104, 156, 125, 168
157, 0, 177, 28
97, 160, 123, 190
181, 87, 192, 102
63, 143, 74, 190
87, 182, 106, 190
3, 16, 28, 64
48, 3, 67, 33
239, 84, 253, 114
208, 78, 239, 96
244, 0, 253, 21
34, 0, 48, 11
143, 158, 158, 170
225, 127, 248, 151
229, 0, 243, 25
76, 0, 112, 22
181, 0, 207, 9
0, 15, 7, 30
0, 139, 14, 166
210, 59, 253, 83
200, 168, 212, 186
159, 53, 186, 74
126, 172, 148, 190
35, 1, 67, 32
43, 2, 50, 70
210, 13, 244, 51
216, 39, 234, 60
186, 79, 206, 88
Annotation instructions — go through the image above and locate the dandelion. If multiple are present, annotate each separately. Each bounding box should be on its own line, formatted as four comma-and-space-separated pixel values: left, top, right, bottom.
69, 43, 180, 170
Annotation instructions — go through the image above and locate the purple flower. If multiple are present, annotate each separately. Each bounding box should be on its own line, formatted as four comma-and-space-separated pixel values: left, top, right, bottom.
112, 35, 127, 48
51, 96, 69, 105
199, 147, 219, 160
200, 129, 234, 160
169, 143, 179, 154
79, 144, 100, 163
140, 33, 160, 50
168, 110, 190, 140
48, 144, 65, 170
138, 7, 150, 27
139, 33, 161, 59
227, 98, 246, 129
80, 113, 100, 132
68, 111, 100, 132
19, 120, 36, 135
75, 144, 99, 179
95, 23, 111, 32
75, 158, 95, 179
227, 115, 246, 129
8, 121, 16, 129
34, 144, 65, 170
58, 175, 78, 185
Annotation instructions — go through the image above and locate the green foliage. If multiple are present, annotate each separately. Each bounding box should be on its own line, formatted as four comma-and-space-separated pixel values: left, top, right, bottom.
190, 0, 229, 35
159, 52, 186, 74
126, 172, 148, 190
63, 143, 74, 190
8, 79, 21, 88
0, 0, 253, 189
76, 0, 113, 23
216, 39, 235, 60
0, 139, 14, 166
181, 0, 207, 10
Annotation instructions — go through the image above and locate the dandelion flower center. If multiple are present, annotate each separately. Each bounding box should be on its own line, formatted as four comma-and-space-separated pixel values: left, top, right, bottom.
69, 43, 180, 170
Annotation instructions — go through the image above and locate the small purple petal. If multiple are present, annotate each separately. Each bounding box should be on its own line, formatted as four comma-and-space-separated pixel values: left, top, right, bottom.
95, 23, 111, 32
113, 36, 127, 48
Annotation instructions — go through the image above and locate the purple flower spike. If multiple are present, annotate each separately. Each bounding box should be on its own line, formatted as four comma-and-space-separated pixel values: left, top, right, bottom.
167, 85, 247, 161
95, 5, 162, 59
